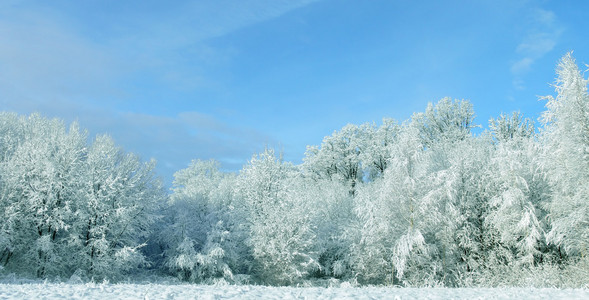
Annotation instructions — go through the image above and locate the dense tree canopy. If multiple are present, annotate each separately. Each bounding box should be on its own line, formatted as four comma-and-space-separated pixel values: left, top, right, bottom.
0, 113, 164, 280
2, 53, 589, 288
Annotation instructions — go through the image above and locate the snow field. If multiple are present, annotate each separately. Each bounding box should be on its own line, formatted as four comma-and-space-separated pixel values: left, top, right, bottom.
1, 284, 588, 300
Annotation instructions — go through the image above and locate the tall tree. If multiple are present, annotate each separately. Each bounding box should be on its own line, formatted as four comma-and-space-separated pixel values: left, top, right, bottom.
486, 131, 550, 267
237, 149, 319, 285
0, 114, 86, 277
541, 52, 589, 258
351, 124, 433, 284
73, 135, 164, 279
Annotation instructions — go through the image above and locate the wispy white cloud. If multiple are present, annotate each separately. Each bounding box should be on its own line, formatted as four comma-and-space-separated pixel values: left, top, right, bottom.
150, 0, 319, 44
0, 0, 321, 98
119, 0, 322, 90
511, 8, 563, 89
516, 33, 557, 58
0, 0, 322, 100
511, 57, 534, 74
511, 32, 558, 74
0, 8, 129, 111
0, 0, 316, 185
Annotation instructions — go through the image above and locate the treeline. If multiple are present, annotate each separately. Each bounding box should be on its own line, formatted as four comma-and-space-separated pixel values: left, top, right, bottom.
2, 53, 589, 287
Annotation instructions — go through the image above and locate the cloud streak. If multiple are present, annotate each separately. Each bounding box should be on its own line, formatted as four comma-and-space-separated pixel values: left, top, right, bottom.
0, 0, 322, 100
0, 1, 318, 185
143, 0, 320, 45
0, 9, 122, 103
511, 8, 563, 89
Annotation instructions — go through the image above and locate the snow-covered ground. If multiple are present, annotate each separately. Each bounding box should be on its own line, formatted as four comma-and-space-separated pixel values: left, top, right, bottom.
0, 283, 588, 300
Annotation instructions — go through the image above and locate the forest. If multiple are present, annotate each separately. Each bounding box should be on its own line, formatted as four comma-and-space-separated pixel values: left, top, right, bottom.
1, 53, 589, 288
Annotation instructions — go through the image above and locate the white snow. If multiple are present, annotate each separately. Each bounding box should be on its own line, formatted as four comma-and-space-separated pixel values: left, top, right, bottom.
0, 284, 588, 300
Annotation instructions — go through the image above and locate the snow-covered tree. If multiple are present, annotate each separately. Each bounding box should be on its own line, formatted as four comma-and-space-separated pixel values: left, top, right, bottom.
310, 178, 356, 280
486, 131, 550, 268
163, 159, 245, 283
541, 52, 589, 258
359, 118, 400, 180
349, 124, 433, 285
0, 113, 164, 280
489, 112, 535, 143
0, 114, 87, 277
0, 112, 26, 162
303, 124, 366, 195
72, 135, 164, 279
412, 97, 477, 147
237, 149, 319, 285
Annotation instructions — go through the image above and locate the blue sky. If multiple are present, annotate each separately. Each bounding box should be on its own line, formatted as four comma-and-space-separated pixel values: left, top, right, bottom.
1, 0, 588, 187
